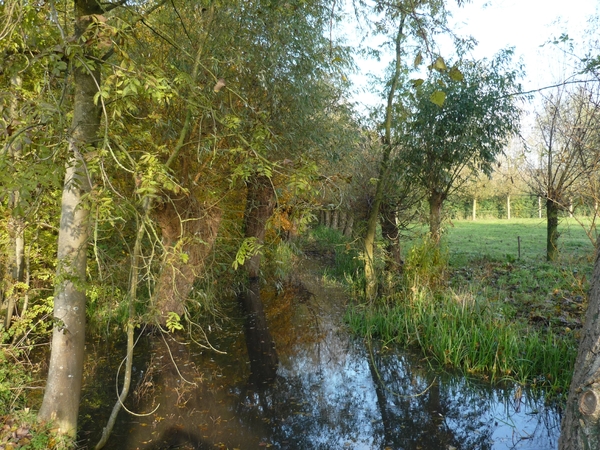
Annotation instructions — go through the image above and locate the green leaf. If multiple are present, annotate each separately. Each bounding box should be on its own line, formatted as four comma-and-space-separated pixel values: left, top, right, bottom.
449, 66, 464, 81
166, 312, 184, 333
410, 78, 424, 88
430, 91, 446, 107
433, 56, 447, 72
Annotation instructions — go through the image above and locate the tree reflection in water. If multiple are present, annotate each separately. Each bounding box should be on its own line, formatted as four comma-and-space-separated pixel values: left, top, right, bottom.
89, 260, 561, 449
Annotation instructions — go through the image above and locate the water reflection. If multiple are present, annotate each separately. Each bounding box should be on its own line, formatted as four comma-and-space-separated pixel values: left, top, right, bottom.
87, 262, 561, 450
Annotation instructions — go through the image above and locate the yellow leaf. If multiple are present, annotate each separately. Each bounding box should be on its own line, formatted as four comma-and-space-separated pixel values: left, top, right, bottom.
433, 56, 447, 72
430, 90, 446, 107
414, 51, 423, 68
449, 66, 464, 81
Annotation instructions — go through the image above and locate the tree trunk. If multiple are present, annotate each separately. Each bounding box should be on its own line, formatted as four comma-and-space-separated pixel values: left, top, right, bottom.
507, 194, 511, 220
547, 198, 560, 261
472, 197, 477, 221
539, 196, 543, 219
152, 198, 221, 325
324, 209, 331, 228
364, 19, 405, 300
38, 1, 102, 437
559, 245, 600, 449
5, 197, 25, 330
3, 75, 25, 330
381, 201, 402, 273
338, 211, 347, 234
240, 174, 278, 384
429, 190, 445, 243
343, 214, 353, 237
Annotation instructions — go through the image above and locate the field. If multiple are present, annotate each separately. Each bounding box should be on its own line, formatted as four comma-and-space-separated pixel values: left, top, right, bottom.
445, 218, 596, 265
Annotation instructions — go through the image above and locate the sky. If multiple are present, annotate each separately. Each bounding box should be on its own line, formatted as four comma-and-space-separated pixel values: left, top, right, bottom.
349, 0, 599, 111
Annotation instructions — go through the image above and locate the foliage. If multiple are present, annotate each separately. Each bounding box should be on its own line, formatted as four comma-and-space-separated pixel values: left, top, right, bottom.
402, 50, 522, 191
402, 234, 449, 289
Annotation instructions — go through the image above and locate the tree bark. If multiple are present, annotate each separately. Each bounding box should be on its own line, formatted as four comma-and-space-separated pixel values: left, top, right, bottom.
343, 214, 353, 237
429, 190, 445, 243
507, 194, 511, 220
38, 0, 102, 437
364, 18, 404, 300
547, 197, 560, 261
472, 197, 477, 221
559, 246, 600, 449
381, 200, 403, 273
240, 174, 278, 384
331, 209, 339, 230
152, 198, 221, 325
3, 75, 25, 330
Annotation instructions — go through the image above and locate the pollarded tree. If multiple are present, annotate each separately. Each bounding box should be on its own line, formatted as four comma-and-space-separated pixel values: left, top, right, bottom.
360, 0, 471, 299
523, 84, 600, 260
401, 50, 521, 242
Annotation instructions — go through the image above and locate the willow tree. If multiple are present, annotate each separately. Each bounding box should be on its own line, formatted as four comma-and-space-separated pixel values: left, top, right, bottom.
361, 0, 468, 299
401, 51, 521, 242
207, 0, 355, 382
524, 84, 600, 260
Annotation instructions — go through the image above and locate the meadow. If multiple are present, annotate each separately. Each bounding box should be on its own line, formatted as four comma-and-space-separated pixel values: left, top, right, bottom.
445, 217, 596, 265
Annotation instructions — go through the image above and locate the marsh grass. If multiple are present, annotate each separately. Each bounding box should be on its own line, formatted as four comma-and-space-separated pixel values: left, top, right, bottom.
347, 286, 577, 394
346, 219, 594, 397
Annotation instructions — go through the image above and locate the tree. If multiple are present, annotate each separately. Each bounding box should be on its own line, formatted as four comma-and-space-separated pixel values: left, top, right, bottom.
361, 0, 466, 299
560, 245, 600, 449
401, 51, 521, 241
36, 0, 108, 436
523, 84, 600, 260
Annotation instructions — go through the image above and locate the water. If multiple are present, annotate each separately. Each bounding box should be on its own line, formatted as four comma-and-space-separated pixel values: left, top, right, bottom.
80, 260, 561, 449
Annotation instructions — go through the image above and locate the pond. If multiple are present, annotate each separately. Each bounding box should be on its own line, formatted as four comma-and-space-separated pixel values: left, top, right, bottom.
79, 260, 561, 449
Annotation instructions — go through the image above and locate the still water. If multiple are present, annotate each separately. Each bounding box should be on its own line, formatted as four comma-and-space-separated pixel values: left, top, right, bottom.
80, 261, 561, 449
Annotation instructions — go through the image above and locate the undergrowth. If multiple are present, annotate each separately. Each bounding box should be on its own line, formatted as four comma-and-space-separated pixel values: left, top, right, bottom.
345, 233, 582, 398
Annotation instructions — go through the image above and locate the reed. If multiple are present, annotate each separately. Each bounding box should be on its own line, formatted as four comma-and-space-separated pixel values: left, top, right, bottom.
347, 284, 577, 395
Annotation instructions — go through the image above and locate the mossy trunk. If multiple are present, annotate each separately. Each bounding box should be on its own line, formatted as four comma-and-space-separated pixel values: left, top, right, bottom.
559, 245, 600, 449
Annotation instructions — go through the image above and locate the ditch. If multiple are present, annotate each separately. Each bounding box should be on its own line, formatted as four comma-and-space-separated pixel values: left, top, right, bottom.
78, 259, 562, 450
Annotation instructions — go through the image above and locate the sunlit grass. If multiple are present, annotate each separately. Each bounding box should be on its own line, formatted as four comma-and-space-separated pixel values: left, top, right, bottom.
347, 285, 577, 395
445, 217, 595, 265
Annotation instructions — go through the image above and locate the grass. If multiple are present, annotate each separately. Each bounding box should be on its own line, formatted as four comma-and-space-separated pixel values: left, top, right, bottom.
344, 217, 596, 398
300, 225, 363, 284
446, 217, 595, 265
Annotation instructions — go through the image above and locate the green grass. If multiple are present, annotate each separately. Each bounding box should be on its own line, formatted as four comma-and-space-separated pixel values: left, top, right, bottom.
301, 225, 363, 283
347, 286, 577, 395
445, 218, 595, 265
